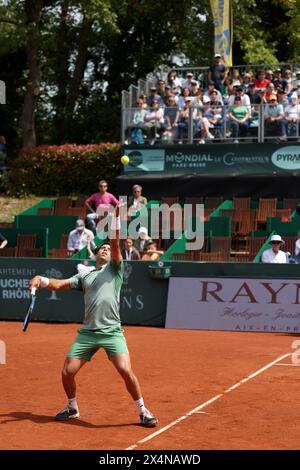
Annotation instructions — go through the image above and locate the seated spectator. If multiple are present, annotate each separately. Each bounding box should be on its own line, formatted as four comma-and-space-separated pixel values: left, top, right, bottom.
265, 83, 277, 101
199, 96, 218, 142
227, 96, 250, 143
139, 93, 148, 109
147, 87, 164, 107
241, 73, 252, 93
177, 87, 192, 109
247, 83, 261, 104
292, 71, 300, 91
162, 85, 173, 106
182, 72, 194, 91
0, 232, 8, 249
261, 235, 288, 263
177, 97, 198, 142
167, 70, 182, 89
273, 69, 288, 92
281, 95, 300, 138
141, 241, 164, 261
231, 68, 242, 83
85, 180, 119, 232
265, 69, 274, 82
277, 88, 289, 106
209, 88, 224, 106
283, 69, 293, 94
264, 94, 284, 137
0, 136, 7, 172
128, 184, 148, 217
157, 79, 166, 97
67, 219, 94, 255
134, 226, 152, 255
144, 100, 165, 144
190, 80, 200, 97
254, 71, 270, 91
227, 86, 251, 109
128, 99, 147, 144
257, 88, 268, 104
121, 237, 141, 260
163, 96, 180, 142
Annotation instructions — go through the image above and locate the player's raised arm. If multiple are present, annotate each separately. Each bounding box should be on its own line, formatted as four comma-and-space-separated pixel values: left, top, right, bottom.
109, 204, 122, 265
29, 276, 72, 291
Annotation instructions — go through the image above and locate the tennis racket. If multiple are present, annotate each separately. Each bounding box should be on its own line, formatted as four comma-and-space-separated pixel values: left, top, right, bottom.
22, 287, 37, 332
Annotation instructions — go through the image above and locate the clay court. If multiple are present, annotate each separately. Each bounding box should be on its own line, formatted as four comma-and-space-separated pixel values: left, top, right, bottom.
0, 322, 299, 450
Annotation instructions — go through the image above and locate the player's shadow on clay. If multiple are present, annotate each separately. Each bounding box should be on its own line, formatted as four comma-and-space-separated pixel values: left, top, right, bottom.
0, 412, 140, 428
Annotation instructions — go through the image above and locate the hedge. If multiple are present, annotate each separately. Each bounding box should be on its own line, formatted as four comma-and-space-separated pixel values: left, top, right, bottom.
8, 143, 121, 196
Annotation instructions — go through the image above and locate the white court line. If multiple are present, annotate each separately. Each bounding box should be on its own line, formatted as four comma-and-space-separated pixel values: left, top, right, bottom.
125, 352, 291, 451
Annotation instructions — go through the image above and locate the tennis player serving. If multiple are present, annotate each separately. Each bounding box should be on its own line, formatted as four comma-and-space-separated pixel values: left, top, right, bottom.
29, 206, 158, 427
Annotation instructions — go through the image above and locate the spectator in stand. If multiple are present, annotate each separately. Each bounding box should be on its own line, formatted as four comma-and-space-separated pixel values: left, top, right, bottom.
127, 99, 147, 145
257, 88, 268, 104
128, 184, 148, 217
264, 93, 284, 138
209, 88, 224, 106
262, 235, 288, 263
139, 93, 148, 109
228, 96, 250, 143
266, 83, 277, 101
147, 87, 164, 107
231, 68, 242, 83
0, 136, 7, 172
144, 99, 165, 144
190, 80, 200, 97
0, 232, 8, 249
254, 71, 270, 91
277, 89, 289, 106
199, 96, 218, 142
247, 83, 261, 104
177, 87, 192, 109
121, 237, 141, 261
221, 77, 234, 104
208, 54, 227, 91
292, 71, 300, 91
156, 79, 166, 97
182, 72, 194, 91
162, 85, 173, 106
283, 69, 293, 94
177, 97, 198, 143
273, 69, 288, 91
205, 80, 222, 101
241, 73, 252, 93
67, 219, 94, 255
281, 94, 300, 139
167, 70, 182, 90
141, 241, 164, 261
227, 86, 251, 109
85, 180, 119, 232
265, 69, 274, 82
134, 227, 152, 255
163, 96, 180, 142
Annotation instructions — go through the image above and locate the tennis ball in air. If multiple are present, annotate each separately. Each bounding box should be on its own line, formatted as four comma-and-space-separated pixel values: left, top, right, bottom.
121, 155, 129, 165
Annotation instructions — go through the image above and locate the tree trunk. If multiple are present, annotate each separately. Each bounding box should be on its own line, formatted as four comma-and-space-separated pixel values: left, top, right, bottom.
20, 0, 43, 147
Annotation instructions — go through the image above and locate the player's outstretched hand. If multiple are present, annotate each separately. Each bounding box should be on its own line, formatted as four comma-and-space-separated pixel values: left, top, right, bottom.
29, 276, 42, 291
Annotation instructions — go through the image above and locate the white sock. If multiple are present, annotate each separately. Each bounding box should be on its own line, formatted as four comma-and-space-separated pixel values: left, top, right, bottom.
68, 397, 78, 411
135, 397, 146, 415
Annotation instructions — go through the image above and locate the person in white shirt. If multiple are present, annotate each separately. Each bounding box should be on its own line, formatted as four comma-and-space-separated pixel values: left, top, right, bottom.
261, 234, 288, 263
67, 219, 94, 255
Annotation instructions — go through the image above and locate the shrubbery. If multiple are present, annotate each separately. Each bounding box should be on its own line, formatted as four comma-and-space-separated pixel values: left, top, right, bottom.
8, 143, 121, 196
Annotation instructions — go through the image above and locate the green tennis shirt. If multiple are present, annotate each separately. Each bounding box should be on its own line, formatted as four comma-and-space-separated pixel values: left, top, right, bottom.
69, 260, 123, 330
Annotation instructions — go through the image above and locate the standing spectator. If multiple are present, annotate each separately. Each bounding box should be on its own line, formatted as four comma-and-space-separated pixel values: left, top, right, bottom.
67, 219, 94, 255
262, 235, 288, 263
0, 232, 8, 249
128, 184, 148, 217
85, 180, 119, 232
228, 96, 250, 143
121, 237, 141, 260
208, 54, 227, 92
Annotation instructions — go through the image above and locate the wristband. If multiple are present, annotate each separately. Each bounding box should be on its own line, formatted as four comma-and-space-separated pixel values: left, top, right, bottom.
40, 276, 50, 287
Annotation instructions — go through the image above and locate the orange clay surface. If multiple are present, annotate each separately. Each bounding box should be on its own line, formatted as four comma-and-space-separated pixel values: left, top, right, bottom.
0, 322, 299, 450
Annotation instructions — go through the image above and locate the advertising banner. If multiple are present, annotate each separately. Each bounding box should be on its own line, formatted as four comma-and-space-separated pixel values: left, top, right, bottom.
123, 144, 300, 175
210, 0, 233, 66
166, 277, 300, 333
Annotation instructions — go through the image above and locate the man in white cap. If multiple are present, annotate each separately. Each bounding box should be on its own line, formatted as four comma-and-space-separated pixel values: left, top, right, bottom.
67, 219, 94, 255
133, 226, 151, 255
261, 234, 288, 263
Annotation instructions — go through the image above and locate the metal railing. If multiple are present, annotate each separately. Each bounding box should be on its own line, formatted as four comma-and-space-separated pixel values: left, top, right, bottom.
121, 103, 300, 146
